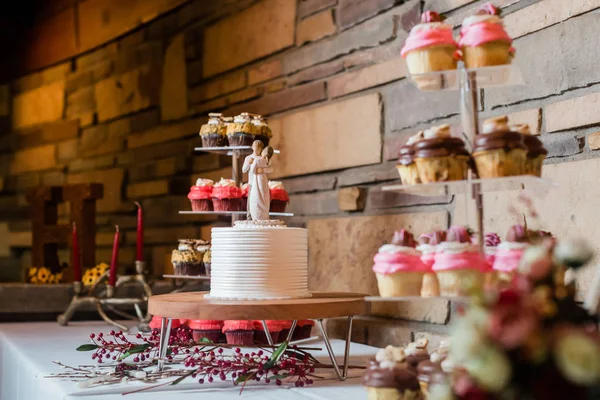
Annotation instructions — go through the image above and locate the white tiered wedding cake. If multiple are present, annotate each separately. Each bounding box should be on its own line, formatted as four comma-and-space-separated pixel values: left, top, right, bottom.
208, 141, 309, 300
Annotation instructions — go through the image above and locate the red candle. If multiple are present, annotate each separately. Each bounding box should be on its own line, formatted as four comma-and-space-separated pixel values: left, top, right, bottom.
135, 202, 143, 262
72, 222, 82, 282
108, 225, 120, 286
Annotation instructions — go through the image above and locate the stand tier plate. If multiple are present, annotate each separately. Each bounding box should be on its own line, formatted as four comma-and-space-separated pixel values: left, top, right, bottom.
148, 291, 367, 320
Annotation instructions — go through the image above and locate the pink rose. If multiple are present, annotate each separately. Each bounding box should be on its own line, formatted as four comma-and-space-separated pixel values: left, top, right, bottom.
488, 300, 539, 349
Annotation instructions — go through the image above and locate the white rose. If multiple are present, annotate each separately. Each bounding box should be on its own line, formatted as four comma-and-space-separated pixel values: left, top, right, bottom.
465, 347, 511, 392
428, 383, 456, 400
555, 330, 600, 385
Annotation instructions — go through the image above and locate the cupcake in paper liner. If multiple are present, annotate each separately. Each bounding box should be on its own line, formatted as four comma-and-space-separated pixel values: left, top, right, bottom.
251, 115, 272, 146
253, 320, 283, 344
211, 178, 243, 211
396, 132, 423, 185
241, 183, 249, 211
493, 225, 528, 284
459, 3, 515, 68
417, 231, 446, 297
401, 11, 459, 78
405, 338, 430, 368
227, 112, 256, 146
414, 124, 470, 183
433, 226, 486, 297
199, 113, 228, 147
416, 339, 448, 395
222, 320, 255, 345
148, 315, 184, 335
511, 123, 547, 177
189, 320, 223, 343
268, 181, 289, 212
362, 346, 422, 400
373, 229, 426, 297
293, 319, 315, 341
472, 115, 527, 178
187, 178, 214, 211
202, 249, 211, 276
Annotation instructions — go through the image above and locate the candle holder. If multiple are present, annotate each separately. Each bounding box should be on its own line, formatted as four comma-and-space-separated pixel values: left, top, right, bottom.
57, 261, 153, 331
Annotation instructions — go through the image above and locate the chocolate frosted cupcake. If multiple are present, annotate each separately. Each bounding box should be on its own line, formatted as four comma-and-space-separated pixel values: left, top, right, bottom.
405, 338, 430, 368
251, 115, 272, 147
202, 249, 211, 276
414, 124, 470, 183
171, 239, 210, 276
472, 116, 527, 178
227, 113, 256, 146
511, 123, 547, 177
199, 113, 227, 147
396, 132, 423, 185
362, 346, 421, 400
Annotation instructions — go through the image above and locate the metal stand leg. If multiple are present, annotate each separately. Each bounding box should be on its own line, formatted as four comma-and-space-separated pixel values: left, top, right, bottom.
261, 320, 274, 346
285, 320, 298, 342
156, 317, 172, 372
316, 316, 353, 381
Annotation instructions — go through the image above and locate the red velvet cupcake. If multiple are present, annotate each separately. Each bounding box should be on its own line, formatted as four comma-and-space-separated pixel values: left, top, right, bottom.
292, 320, 315, 341
149, 315, 184, 335
241, 183, 249, 212
279, 320, 294, 342
189, 320, 224, 343
188, 178, 214, 211
223, 320, 255, 345
268, 181, 289, 213
254, 320, 284, 344
212, 178, 243, 212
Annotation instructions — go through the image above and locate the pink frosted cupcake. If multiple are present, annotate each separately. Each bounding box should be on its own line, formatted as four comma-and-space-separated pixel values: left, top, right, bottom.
254, 320, 284, 344
417, 231, 446, 297
149, 316, 184, 335
241, 183, 249, 212
188, 179, 214, 211
268, 181, 289, 213
433, 226, 486, 296
401, 11, 459, 75
222, 320, 255, 345
459, 3, 515, 68
373, 229, 426, 297
293, 320, 315, 341
188, 320, 224, 343
484, 232, 501, 268
493, 225, 529, 283
212, 178, 243, 211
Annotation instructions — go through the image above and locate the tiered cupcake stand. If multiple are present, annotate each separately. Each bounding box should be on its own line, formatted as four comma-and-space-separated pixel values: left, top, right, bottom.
368, 63, 556, 302
148, 292, 367, 380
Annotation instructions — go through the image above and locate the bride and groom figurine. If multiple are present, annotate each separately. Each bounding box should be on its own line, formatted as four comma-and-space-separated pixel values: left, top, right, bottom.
242, 140, 274, 221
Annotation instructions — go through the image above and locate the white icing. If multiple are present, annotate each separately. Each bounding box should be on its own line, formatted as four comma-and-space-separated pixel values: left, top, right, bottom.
195, 178, 214, 187
234, 220, 286, 228
510, 124, 531, 135
378, 244, 420, 256
424, 124, 452, 139
441, 357, 454, 373
207, 113, 222, 125
437, 241, 478, 254
234, 113, 251, 124
417, 243, 437, 255
411, 22, 452, 34
268, 181, 284, 190
215, 178, 237, 188
462, 14, 502, 28
430, 352, 445, 363
178, 244, 191, 251
252, 116, 267, 126
406, 131, 424, 145
209, 226, 309, 299
482, 118, 509, 134
497, 241, 528, 251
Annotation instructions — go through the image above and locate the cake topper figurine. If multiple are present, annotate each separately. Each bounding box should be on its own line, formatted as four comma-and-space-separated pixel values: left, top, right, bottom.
242, 140, 265, 219
247, 142, 274, 221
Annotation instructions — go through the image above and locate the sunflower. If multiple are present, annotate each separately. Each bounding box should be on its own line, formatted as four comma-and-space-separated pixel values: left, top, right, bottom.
36, 267, 51, 284
82, 263, 110, 286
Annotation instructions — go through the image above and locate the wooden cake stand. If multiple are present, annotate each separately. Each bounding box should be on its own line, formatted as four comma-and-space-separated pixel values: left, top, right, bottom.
148, 291, 367, 380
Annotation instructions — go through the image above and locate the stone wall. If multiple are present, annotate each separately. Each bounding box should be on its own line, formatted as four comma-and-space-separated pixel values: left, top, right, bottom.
2, 0, 600, 346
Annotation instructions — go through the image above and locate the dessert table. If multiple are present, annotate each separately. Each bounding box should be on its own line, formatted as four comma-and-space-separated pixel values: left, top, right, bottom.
0, 321, 375, 399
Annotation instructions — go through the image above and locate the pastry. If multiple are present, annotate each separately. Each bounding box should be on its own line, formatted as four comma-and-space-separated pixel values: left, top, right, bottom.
227, 112, 255, 146
405, 339, 430, 368
511, 123, 547, 177
396, 132, 423, 185
373, 229, 426, 297
459, 4, 515, 68
212, 178, 243, 211
472, 115, 527, 178
414, 124, 470, 183
362, 346, 422, 400
493, 225, 529, 283
148, 315, 184, 335
417, 231, 446, 297
268, 181, 289, 213
171, 239, 210, 276
199, 113, 227, 147
417, 340, 449, 395
187, 178, 214, 211
254, 320, 283, 344
202, 249, 211, 276
292, 320, 315, 341
401, 11, 459, 75
241, 183, 249, 212
433, 226, 486, 296
188, 320, 224, 343
222, 320, 255, 345
251, 115, 272, 146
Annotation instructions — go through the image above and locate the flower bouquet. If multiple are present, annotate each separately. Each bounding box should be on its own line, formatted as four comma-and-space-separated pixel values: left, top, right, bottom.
430, 238, 600, 399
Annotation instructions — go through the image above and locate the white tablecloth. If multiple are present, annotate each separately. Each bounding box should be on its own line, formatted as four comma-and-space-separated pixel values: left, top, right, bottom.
0, 321, 376, 400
